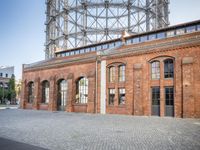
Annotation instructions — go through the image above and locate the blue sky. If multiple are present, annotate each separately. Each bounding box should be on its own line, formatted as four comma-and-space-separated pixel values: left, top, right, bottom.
0, 0, 200, 80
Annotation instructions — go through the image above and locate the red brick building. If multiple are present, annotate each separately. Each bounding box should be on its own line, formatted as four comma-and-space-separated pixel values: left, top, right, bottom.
21, 20, 200, 118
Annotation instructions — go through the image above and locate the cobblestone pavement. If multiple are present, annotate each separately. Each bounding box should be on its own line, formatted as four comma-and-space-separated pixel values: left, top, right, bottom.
0, 109, 199, 150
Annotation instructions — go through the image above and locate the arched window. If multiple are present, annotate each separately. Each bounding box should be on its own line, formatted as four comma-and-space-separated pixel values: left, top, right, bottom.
164, 59, 174, 78
76, 77, 88, 104
58, 79, 67, 108
42, 81, 50, 103
151, 61, 160, 79
28, 82, 34, 103
109, 66, 115, 82
119, 65, 125, 82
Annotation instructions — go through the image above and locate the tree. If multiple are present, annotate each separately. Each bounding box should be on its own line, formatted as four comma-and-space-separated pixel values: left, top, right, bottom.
8, 75, 16, 103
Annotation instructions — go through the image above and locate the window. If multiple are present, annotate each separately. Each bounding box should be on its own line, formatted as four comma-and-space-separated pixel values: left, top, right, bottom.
148, 34, 156, 40
176, 28, 185, 35
164, 59, 174, 78
186, 26, 196, 33
119, 65, 125, 82
151, 61, 160, 79
5, 74, 8, 78
80, 49, 85, 54
109, 43, 115, 48
28, 82, 34, 103
140, 36, 148, 42
42, 81, 50, 103
66, 52, 70, 56
165, 87, 174, 105
0, 73, 2, 77
109, 89, 115, 105
85, 48, 90, 53
132, 37, 139, 44
197, 25, 200, 31
118, 88, 125, 105
70, 51, 75, 56
75, 50, 80, 55
109, 66, 115, 82
166, 30, 175, 37
157, 32, 166, 39
126, 39, 132, 45
152, 87, 160, 105
58, 80, 67, 106
76, 77, 88, 104
102, 44, 108, 49
91, 47, 96, 52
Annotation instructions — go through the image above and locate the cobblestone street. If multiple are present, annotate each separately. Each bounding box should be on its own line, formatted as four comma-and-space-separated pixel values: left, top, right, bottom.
0, 109, 199, 150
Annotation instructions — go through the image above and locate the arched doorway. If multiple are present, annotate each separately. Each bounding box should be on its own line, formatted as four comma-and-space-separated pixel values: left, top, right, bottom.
57, 79, 67, 111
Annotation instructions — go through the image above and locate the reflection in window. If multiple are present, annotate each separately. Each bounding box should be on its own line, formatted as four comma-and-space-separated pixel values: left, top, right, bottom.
167, 31, 175, 37
119, 65, 125, 82
186, 26, 196, 33
42, 81, 50, 103
149, 34, 156, 40
151, 61, 160, 79
58, 80, 67, 106
157, 32, 165, 39
140, 36, 148, 42
28, 82, 34, 103
176, 28, 185, 35
119, 88, 125, 105
109, 89, 115, 105
164, 59, 174, 78
152, 87, 160, 105
165, 87, 174, 105
76, 77, 88, 104
109, 67, 115, 82
132, 37, 139, 44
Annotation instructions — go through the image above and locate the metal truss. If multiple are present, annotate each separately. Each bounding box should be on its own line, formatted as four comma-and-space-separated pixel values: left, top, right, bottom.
45, 0, 170, 59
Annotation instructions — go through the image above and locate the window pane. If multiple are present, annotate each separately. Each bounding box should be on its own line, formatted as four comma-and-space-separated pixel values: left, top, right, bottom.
119, 65, 125, 82
109, 89, 115, 105
186, 26, 196, 33
167, 30, 175, 37
152, 87, 160, 105
151, 61, 160, 79
165, 87, 174, 106
176, 28, 185, 35
140, 36, 148, 42
164, 59, 174, 78
149, 34, 156, 40
119, 88, 125, 105
76, 77, 88, 104
109, 67, 115, 82
157, 32, 166, 39
132, 37, 139, 44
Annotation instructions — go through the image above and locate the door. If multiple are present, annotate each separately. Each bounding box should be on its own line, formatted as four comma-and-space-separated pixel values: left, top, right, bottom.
151, 87, 160, 116
57, 80, 67, 111
165, 87, 174, 117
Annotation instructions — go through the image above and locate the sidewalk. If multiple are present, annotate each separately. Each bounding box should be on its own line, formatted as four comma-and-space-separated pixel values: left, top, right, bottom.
0, 105, 19, 110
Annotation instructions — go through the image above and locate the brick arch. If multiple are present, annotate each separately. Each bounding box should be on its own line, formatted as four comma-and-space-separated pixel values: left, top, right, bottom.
148, 55, 175, 63
107, 61, 127, 68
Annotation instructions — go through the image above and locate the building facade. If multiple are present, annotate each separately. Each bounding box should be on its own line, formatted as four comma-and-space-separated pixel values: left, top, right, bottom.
0, 66, 15, 104
21, 20, 200, 118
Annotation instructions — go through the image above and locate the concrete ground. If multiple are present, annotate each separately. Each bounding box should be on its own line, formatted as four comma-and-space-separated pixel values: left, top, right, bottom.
0, 109, 199, 150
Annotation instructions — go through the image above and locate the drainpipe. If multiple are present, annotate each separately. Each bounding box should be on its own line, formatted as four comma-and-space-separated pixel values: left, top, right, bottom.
95, 57, 98, 113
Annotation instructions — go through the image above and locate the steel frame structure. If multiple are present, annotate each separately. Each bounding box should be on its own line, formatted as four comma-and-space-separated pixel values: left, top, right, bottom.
45, 0, 169, 59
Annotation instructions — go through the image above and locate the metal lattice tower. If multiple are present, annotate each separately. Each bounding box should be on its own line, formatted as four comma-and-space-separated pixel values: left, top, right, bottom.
45, 0, 169, 59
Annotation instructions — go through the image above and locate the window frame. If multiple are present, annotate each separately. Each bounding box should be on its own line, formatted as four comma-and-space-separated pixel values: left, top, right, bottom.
76, 77, 88, 104
151, 87, 160, 106
28, 82, 34, 103
118, 65, 126, 82
165, 87, 174, 106
151, 61, 160, 80
118, 88, 125, 105
108, 88, 115, 105
109, 66, 115, 83
41, 81, 50, 104
164, 59, 174, 79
